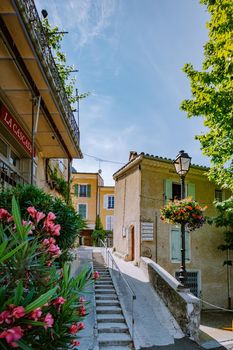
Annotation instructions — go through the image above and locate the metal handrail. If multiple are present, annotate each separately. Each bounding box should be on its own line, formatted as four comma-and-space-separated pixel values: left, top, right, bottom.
99, 239, 136, 343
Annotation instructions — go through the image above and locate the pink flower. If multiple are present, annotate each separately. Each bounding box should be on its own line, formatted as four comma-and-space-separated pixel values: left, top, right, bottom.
72, 339, 80, 347
69, 324, 78, 334
29, 308, 42, 321
52, 224, 61, 236
77, 322, 85, 331
27, 207, 37, 219
79, 296, 86, 303
42, 239, 49, 246
78, 306, 86, 317
0, 310, 12, 325
43, 313, 54, 329
53, 297, 66, 306
0, 326, 23, 346
47, 260, 52, 267
47, 212, 56, 221
93, 271, 100, 280
0, 209, 11, 221
48, 244, 61, 257
35, 211, 45, 224
12, 306, 25, 319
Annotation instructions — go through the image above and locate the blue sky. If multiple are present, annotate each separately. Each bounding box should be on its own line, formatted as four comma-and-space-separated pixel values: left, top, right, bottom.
35, 0, 209, 185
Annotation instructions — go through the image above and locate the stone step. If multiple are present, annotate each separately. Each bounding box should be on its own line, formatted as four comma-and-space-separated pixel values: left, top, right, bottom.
96, 306, 122, 314
95, 285, 114, 289
98, 322, 129, 333
95, 289, 116, 294
95, 281, 113, 285
98, 333, 132, 347
96, 300, 120, 307
97, 314, 125, 323
99, 346, 132, 350
96, 295, 118, 300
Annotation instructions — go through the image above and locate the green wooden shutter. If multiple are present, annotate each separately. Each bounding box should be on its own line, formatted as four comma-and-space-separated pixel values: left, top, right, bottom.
87, 184, 91, 197
171, 227, 180, 261
185, 231, 190, 261
164, 179, 173, 204
171, 227, 190, 261
74, 184, 79, 196
187, 183, 196, 200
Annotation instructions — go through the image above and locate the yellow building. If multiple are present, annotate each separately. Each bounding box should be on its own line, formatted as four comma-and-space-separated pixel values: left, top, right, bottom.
71, 170, 115, 245
113, 151, 231, 308
0, 0, 82, 195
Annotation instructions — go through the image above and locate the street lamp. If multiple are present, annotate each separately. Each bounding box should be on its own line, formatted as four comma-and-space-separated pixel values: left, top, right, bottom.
173, 150, 191, 286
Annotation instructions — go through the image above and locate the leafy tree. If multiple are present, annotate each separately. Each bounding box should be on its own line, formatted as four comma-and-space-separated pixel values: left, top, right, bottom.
180, 0, 233, 191
42, 18, 89, 106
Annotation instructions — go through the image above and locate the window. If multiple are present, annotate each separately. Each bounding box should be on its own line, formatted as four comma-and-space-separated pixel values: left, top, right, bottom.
170, 226, 190, 262
172, 183, 181, 200
74, 184, 91, 197
104, 195, 115, 209
0, 139, 7, 158
9, 150, 19, 168
164, 180, 195, 203
215, 189, 223, 202
78, 204, 87, 219
175, 271, 199, 297
106, 215, 114, 230
108, 196, 114, 209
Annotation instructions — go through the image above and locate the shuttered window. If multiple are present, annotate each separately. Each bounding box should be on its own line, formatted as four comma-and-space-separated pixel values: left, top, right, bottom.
78, 204, 87, 219
164, 179, 195, 203
104, 195, 115, 209
106, 215, 114, 230
74, 184, 91, 197
171, 226, 190, 262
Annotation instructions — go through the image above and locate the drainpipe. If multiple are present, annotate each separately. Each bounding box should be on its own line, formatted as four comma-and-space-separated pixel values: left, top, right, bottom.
30, 95, 35, 185
67, 158, 72, 203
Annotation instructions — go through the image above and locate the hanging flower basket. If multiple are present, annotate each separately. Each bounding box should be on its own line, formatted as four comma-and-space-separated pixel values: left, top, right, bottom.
160, 197, 207, 232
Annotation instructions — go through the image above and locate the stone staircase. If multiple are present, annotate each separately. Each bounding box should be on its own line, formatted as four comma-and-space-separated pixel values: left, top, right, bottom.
93, 253, 134, 350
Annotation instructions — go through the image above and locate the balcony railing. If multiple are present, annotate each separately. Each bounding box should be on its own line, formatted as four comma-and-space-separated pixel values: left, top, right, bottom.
0, 160, 28, 188
14, 0, 80, 146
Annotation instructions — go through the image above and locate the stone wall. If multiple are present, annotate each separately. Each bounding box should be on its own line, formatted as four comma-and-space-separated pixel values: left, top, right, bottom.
140, 257, 200, 341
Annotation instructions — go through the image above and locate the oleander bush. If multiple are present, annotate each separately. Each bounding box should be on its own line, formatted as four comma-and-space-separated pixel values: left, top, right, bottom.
0, 185, 86, 258
0, 198, 97, 349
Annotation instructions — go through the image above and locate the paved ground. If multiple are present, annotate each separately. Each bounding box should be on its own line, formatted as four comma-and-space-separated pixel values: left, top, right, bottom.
72, 247, 233, 350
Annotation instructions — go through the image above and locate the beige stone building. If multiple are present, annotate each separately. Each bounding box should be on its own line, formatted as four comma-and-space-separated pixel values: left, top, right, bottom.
71, 171, 115, 245
113, 151, 231, 308
0, 0, 82, 196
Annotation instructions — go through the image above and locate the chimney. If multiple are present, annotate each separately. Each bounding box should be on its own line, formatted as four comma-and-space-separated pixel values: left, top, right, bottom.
129, 151, 138, 161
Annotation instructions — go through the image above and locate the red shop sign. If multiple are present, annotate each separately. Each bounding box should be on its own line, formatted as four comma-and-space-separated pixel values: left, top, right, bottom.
0, 104, 35, 156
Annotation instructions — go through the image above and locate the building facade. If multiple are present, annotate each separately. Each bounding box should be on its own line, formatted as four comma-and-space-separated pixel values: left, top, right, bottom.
71, 171, 115, 245
0, 0, 82, 195
113, 151, 231, 308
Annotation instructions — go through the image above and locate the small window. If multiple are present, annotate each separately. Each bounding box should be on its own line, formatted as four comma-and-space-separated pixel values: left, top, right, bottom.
78, 204, 87, 219
171, 226, 190, 262
106, 215, 114, 230
108, 196, 115, 209
79, 184, 91, 197
0, 139, 8, 158
172, 183, 181, 200
215, 189, 223, 202
9, 150, 19, 168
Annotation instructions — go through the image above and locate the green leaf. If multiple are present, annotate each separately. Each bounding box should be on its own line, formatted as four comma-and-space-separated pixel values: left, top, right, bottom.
0, 241, 26, 263
17, 340, 33, 350
0, 240, 8, 257
24, 287, 57, 313
12, 196, 23, 236
14, 280, 24, 305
